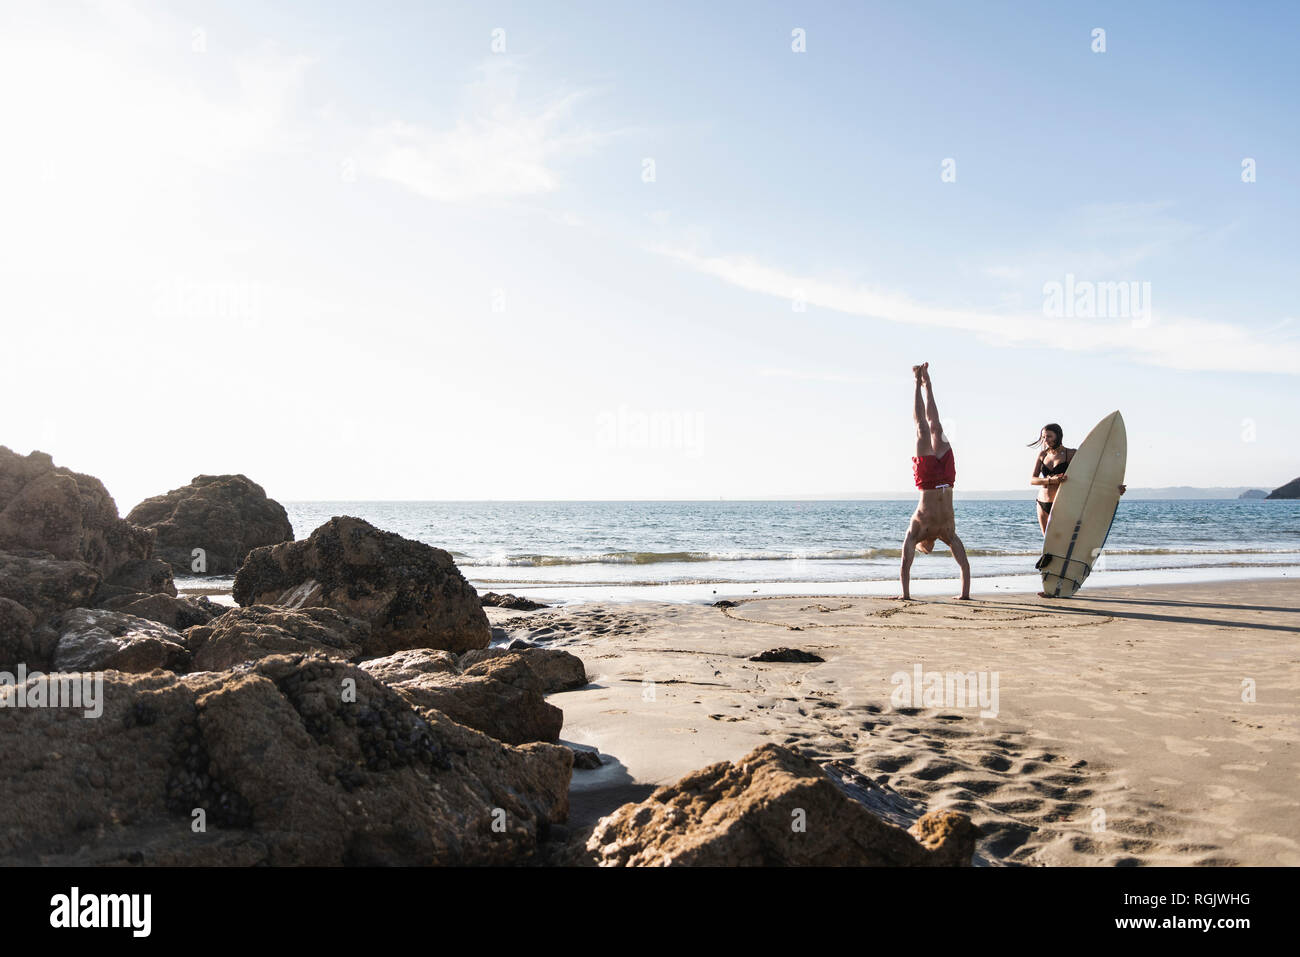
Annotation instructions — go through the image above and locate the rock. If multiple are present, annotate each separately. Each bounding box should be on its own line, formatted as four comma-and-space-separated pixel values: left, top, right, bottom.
481, 592, 549, 611
0, 447, 152, 577
459, 646, 588, 694
185, 606, 368, 672
94, 558, 177, 603
506, 638, 535, 650
53, 608, 191, 673
0, 597, 44, 672
232, 516, 490, 655
363, 651, 562, 745
0, 596, 35, 641
99, 593, 227, 631
126, 474, 293, 575
749, 647, 825, 663
570, 746, 603, 770
0, 550, 100, 628
1266, 477, 1300, 500
713, 600, 738, 608
0, 654, 572, 865
1238, 489, 1269, 500
357, 648, 458, 684
908, 809, 985, 867
586, 744, 980, 866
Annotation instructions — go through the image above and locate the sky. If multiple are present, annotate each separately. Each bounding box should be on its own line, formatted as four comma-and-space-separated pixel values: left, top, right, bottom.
1, 0, 1297, 510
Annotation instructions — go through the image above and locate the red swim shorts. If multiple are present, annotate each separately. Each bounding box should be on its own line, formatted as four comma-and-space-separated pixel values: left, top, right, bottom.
912, 448, 956, 490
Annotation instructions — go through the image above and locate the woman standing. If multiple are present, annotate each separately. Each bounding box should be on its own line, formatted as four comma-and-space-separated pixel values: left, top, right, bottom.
1030, 422, 1125, 534
1029, 423, 1072, 534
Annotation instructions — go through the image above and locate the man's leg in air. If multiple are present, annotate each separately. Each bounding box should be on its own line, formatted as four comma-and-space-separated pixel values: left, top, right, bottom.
913, 367, 932, 457
921, 365, 949, 453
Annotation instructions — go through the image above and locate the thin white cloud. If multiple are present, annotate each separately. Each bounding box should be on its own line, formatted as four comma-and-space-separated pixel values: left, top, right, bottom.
655, 245, 1300, 375
363, 59, 605, 203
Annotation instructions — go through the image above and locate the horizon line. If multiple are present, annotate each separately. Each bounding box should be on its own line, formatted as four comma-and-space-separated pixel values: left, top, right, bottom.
275, 486, 1275, 504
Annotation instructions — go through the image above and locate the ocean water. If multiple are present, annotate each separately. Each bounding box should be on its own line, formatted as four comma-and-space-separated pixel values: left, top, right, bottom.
207, 498, 1300, 603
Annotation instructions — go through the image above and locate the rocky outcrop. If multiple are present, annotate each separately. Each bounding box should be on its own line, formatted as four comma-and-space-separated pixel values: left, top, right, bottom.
126, 474, 293, 575
0, 451, 171, 671
481, 592, 549, 611
53, 608, 191, 673
98, 593, 227, 631
1266, 477, 1300, 500
459, 646, 588, 693
586, 744, 980, 866
0, 447, 152, 577
233, 517, 490, 655
93, 558, 177, 603
1238, 489, 1268, 500
185, 606, 368, 672
361, 650, 562, 745
0, 654, 572, 865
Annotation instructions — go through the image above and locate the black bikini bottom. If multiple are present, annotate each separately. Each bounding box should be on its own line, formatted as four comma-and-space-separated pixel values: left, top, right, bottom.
1037, 499, 1052, 516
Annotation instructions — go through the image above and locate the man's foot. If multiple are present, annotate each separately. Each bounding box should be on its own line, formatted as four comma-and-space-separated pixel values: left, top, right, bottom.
953, 594, 971, 600
888, 594, 911, 601
1037, 591, 1052, 598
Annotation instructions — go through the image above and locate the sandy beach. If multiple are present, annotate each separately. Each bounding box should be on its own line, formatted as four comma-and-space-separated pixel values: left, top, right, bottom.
487, 578, 1300, 865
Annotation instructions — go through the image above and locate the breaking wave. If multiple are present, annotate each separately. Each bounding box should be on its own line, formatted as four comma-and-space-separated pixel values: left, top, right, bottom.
459, 545, 1300, 568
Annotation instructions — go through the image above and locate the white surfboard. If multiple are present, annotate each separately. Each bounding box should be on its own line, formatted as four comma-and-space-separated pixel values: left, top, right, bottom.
1037, 411, 1127, 598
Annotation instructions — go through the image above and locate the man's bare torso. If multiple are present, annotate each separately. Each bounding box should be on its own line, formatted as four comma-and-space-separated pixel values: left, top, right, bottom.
911, 486, 956, 545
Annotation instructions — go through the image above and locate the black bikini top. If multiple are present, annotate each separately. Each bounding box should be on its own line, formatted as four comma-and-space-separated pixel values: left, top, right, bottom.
1039, 456, 1069, 477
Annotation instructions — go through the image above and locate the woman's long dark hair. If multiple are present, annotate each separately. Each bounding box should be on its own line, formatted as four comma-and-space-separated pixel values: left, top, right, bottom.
1028, 423, 1063, 448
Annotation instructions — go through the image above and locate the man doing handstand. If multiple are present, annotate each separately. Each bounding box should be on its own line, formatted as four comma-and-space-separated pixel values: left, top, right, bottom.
893, 362, 971, 600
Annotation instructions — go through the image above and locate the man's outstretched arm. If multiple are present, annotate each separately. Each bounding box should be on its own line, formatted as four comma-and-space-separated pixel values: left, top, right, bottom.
948, 533, 972, 600
894, 526, 918, 599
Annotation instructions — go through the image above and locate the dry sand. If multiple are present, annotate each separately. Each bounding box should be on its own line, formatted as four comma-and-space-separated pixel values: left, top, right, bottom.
491, 578, 1300, 865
